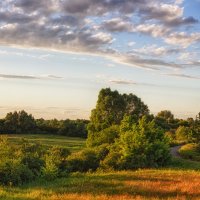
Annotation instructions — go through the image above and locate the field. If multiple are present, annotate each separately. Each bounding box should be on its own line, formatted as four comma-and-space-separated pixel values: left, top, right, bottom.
5, 134, 86, 152
1, 134, 200, 200
0, 169, 200, 200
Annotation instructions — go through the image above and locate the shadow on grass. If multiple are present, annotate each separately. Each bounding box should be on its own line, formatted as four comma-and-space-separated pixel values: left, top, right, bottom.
3, 169, 200, 200
165, 157, 200, 171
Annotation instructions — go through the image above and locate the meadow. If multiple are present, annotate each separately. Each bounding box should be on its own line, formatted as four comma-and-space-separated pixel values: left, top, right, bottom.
0, 134, 200, 200
0, 169, 200, 200
6, 134, 86, 152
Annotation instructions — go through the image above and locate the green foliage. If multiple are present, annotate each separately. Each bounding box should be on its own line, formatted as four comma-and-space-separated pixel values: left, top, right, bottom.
7, 134, 86, 152
36, 118, 89, 138
1, 110, 88, 138
88, 88, 149, 134
0, 136, 71, 186
66, 149, 99, 172
178, 143, 200, 161
176, 126, 192, 142
0, 160, 34, 186
4, 110, 36, 134
165, 130, 176, 144
155, 110, 179, 131
42, 146, 70, 180
87, 125, 119, 147
190, 113, 200, 143
102, 116, 171, 170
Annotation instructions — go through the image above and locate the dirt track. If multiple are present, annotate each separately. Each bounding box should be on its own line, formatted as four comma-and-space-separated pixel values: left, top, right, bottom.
170, 145, 182, 158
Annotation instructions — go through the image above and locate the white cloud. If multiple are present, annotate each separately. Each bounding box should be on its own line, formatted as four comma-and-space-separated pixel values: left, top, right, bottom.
135, 24, 169, 37
164, 32, 200, 47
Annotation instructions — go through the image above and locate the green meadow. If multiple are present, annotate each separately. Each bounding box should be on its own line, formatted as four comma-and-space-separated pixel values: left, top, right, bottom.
6, 134, 86, 152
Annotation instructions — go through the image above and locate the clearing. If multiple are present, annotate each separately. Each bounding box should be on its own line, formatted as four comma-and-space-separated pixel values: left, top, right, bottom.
5, 134, 86, 152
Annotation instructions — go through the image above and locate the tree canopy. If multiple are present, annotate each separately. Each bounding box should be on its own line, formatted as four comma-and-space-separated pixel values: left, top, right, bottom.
87, 88, 149, 133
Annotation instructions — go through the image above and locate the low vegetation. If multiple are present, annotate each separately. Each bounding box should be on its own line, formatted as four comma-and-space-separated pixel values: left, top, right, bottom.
179, 143, 200, 161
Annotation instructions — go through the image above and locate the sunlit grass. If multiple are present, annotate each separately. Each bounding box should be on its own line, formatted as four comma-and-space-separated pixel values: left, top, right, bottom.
5, 134, 86, 152
1, 169, 200, 200
179, 143, 200, 161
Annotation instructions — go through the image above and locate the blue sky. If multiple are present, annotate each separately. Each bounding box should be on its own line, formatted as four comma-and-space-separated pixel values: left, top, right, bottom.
0, 0, 200, 119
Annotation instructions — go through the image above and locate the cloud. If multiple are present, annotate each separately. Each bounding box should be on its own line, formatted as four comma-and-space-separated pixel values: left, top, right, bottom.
109, 79, 136, 85
0, 73, 63, 80
130, 45, 181, 57
111, 53, 182, 70
164, 32, 200, 47
128, 42, 135, 47
0, 0, 199, 72
102, 18, 134, 32
165, 16, 198, 27
135, 24, 169, 37
139, 3, 198, 27
166, 73, 200, 80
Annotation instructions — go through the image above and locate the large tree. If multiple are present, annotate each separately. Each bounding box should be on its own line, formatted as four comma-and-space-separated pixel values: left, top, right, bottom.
87, 88, 149, 146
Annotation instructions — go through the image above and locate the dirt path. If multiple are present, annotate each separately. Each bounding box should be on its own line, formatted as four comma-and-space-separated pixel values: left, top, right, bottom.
170, 145, 182, 158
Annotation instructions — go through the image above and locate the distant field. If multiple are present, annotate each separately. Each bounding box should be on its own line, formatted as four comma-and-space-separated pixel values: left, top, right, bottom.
4, 134, 86, 152
1, 169, 200, 200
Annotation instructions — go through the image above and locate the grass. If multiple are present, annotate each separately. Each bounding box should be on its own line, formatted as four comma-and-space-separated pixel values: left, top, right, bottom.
1, 135, 200, 199
0, 169, 200, 200
4, 134, 86, 152
178, 143, 200, 161
167, 157, 200, 171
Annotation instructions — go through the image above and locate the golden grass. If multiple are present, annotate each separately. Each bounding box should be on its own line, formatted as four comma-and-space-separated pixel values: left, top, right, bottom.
1, 169, 200, 200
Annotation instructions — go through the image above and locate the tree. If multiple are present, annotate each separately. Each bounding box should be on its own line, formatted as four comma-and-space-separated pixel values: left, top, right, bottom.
190, 113, 200, 143
87, 88, 149, 145
4, 110, 36, 134
155, 110, 177, 130
157, 110, 174, 121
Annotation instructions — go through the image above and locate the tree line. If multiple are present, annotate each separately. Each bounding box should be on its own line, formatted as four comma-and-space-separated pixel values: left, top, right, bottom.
0, 110, 89, 138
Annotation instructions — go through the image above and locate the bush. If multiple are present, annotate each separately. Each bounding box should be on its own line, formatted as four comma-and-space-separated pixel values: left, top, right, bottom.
0, 137, 71, 186
87, 125, 119, 147
101, 116, 171, 170
176, 126, 192, 142
66, 149, 99, 172
42, 147, 70, 180
179, 143, 200, 161
0, 160, 34, 186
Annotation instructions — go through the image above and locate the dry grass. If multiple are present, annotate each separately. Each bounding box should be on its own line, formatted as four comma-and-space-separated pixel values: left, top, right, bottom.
1, 169, 200, 200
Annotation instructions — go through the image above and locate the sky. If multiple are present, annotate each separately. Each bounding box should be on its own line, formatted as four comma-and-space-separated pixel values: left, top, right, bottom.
0, 0, 200, 120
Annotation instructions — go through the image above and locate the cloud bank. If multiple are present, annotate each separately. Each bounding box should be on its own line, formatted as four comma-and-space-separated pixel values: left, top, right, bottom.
0, 0, 199, 73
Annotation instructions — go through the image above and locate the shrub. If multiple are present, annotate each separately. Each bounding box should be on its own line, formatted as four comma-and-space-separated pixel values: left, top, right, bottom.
0, 160, 34, 186
87, 125, 119, 147
42, 147, 70, 180
101, 116, 171, 170
179, 143, 200, 161
0, 137, 70, 185
176, 126, 192, 142
66, 149, 99, 172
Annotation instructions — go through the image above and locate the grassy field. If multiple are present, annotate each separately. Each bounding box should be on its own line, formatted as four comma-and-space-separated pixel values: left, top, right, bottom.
0, 169, 200, 200
1, 134, 200, 199
5, 134, 86, 152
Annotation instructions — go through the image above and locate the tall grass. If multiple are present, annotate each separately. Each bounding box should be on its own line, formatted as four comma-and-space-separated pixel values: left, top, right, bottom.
1, 169, 200, 200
